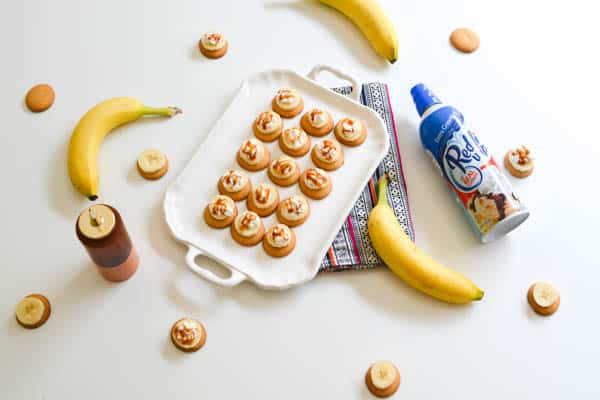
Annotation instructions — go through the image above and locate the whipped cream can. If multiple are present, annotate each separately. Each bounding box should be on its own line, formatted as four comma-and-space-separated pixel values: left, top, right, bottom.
410, 84, 529, 243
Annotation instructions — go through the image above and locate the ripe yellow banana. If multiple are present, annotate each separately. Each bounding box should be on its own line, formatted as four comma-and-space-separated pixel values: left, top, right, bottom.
67, 97, 181, 200
368, 174, 484, 304
318, 0, 398, 63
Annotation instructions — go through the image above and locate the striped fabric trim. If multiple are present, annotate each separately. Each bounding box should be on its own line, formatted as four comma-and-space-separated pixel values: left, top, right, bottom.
319, 83, 415, 272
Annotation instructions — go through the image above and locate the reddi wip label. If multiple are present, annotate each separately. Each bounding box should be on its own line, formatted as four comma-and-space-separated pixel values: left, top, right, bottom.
418, 103, 527, 241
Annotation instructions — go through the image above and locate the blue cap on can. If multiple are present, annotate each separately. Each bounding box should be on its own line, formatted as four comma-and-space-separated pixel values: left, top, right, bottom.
410, 83, 442, 116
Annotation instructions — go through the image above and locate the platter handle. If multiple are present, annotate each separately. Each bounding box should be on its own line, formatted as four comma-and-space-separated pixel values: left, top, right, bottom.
307, 64, 361, 103
185, 245, 247, 287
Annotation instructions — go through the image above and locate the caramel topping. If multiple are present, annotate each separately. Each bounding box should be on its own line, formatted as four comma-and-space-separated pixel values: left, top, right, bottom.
310, 109, 323, 121
205, 33, 222, 44
277, 89, 295, 101
285, 198, 305, 215
256, 112, 274, 130
342, 118, 356, 133
306, 169, 328, 188
285, 128, 302, 142
211, 197, 230, 216
271, 225, 290, 241
223, 170, 243, 187
255, 185, 271, 204
319, 140, 338, 160
511, 145, 532, 165
240, 212, 257, 229
241, 140, 258, 161
272, 159, 295, 176
174, 322, 198, 346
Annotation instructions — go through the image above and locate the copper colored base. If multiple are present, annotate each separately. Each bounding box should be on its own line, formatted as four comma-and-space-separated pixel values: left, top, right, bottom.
96, 247, 139, 282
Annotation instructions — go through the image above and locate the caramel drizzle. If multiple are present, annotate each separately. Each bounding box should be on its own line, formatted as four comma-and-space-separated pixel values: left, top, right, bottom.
255, 185, 271, 204
240, 212, 257, 229
285, 198, 305, 215
285, 128, 302, 143
511, 145, 531, 165
175, 323, 197, 345
277, 89, 295, 102
211, 197, 230, 216
309, 109, 324, 123
272, 159, 294, 176
271, 226, 290, 242
223, 170, 243, 187
205, 33, 222, 45
319, 140, 337, 160
256, 112, 274, 130
306, 169, 327, 188
241, 140, 258, 161
342, 118, 356, 133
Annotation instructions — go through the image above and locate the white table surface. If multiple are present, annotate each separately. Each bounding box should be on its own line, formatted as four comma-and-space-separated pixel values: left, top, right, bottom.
1, 1, 599, 398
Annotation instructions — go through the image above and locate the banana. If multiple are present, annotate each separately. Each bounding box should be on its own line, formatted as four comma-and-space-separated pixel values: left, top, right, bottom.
532, 282, 559, 308
137, 149, 166, 175
368, 174, 484, 304
527, 282, 560, 316
369, 361, 398, 390
67, 97, 181, 200
318, 0, 398, 63
15, 294, 51, 329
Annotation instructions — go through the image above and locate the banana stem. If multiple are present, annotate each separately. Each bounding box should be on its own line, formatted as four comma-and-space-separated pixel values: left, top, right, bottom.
376, 173, 390, 206
141, 106, 182, 117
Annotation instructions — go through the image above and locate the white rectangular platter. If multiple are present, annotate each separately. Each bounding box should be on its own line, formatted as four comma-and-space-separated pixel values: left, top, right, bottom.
164, 65, 389, 289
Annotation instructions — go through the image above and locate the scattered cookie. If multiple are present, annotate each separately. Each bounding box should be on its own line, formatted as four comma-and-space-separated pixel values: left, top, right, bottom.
365, 361, 401, 398
334, 117, 367, 147
504, 145, 534, 178
25, 84, 55, 112
263, 224, 296, 257
267, 156, 300, 187
204, 195, 237, 229
449, 28, 480, 53
311, 139, 344, 171
170, 318, 206, 352
299, 168, 332, 200
253, 110, 283, 142
277, 195, 310, 227
218, 169, 251, 201
272, 88, 304, 118
527, 282, 560, 316
15, 294, 51, 329
247, 182, 280, 217
279, 127, 311, 157
231, 211, 265, 246
300, 108, 334, 136
198, 32, 228, 59
137, 149, 169, 180
237, 138, 271, 171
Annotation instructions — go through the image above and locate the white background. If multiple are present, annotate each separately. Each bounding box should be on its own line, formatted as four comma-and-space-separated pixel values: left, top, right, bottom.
1, 1, 599, 398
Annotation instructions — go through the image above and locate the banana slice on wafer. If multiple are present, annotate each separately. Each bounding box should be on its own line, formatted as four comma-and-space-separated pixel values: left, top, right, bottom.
528, 282, 560, 316
137, 149, 169, 180
15, 294, 51, 329
365, 361, 400, 398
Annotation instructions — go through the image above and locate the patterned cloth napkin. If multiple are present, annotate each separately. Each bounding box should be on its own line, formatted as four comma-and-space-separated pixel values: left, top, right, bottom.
319, 82, 415, 272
